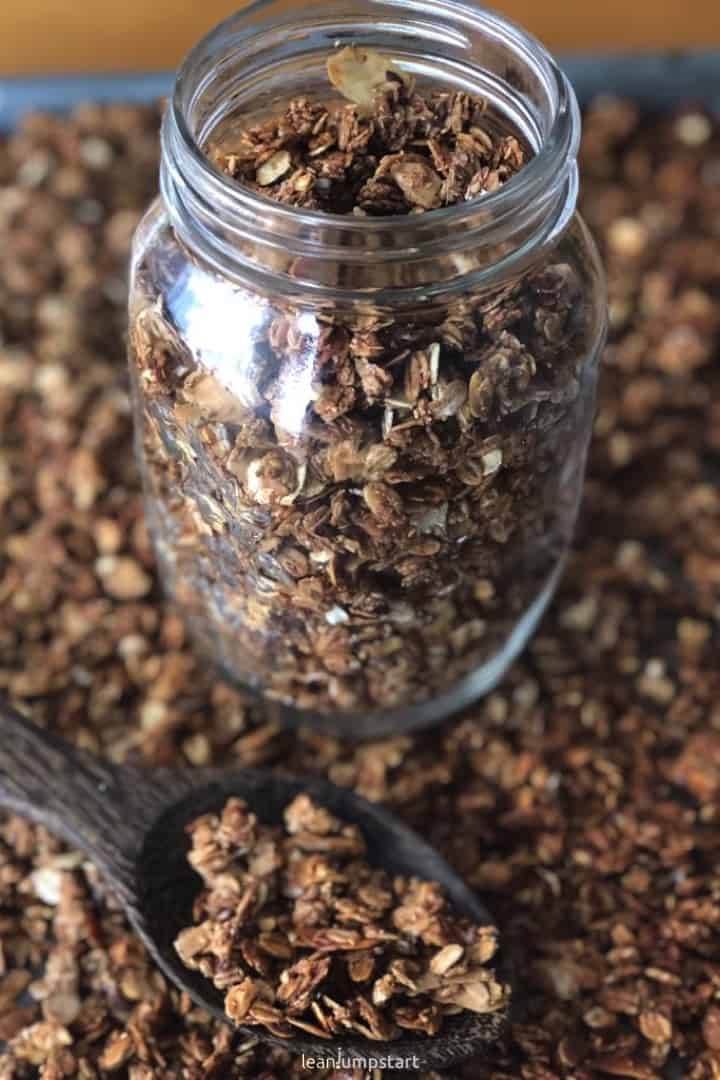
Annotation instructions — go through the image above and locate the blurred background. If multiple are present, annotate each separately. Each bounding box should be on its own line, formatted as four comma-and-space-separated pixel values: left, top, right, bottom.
1, 0, 719, 75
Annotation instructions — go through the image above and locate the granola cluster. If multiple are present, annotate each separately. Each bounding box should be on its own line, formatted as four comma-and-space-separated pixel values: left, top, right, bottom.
130, 50, 595, 719
1, 97, 720, 1080
174, 794, 507, 1041
210, 47, 525, 213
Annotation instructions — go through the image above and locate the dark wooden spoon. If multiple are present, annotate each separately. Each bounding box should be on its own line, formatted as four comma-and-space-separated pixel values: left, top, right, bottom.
0, 700, 511, 1069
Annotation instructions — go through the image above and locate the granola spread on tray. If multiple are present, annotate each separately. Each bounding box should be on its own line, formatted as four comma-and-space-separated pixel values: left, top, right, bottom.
130, 49, 593, 719
174, 794, 507, 1041
1, 97, 720, 1080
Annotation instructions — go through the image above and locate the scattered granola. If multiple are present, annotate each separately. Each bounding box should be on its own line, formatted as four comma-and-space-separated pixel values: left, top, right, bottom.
173, 794, 508, 1041
1, 96, 720, 1079
129, 49, 599, 721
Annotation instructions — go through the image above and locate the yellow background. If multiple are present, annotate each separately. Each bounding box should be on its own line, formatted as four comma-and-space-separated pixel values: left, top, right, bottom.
1, 1, 719, 75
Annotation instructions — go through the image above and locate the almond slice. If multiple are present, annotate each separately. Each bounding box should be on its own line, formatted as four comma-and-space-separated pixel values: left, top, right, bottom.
327, 46, 407, 109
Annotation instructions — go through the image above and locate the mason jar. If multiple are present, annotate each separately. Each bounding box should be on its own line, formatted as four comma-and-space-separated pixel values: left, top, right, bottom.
128, 0, 607, 737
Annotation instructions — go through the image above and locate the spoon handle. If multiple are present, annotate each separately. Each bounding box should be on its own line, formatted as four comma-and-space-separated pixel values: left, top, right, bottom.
0, 699, 146, 898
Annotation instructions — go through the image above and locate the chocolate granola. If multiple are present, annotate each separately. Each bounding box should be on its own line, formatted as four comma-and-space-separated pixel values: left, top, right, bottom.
129, 49, 598, 720
208, 47, 525, 213
174, 794, 508, 1041
1, 96, 719, 1080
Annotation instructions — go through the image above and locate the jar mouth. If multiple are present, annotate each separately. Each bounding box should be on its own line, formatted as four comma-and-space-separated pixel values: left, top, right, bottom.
162, 0, 581, 295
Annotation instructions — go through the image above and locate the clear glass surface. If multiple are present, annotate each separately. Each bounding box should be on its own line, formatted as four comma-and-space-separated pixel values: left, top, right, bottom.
128, 0, 607, 736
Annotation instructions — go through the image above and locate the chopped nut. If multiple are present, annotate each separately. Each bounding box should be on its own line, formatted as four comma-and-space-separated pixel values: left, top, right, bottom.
638, 1008, 672, 1044
607, 217, 648, 257
256, 150, 292, 186
389, 157, 443, 210
30, 868, 64, 906
226, 978, 258, 1022
703, 1006, 720, 1051
480, 448, 503, 476
430, 943, 464, 975
675, 111, 712, 146
98, 1032, 134, 1071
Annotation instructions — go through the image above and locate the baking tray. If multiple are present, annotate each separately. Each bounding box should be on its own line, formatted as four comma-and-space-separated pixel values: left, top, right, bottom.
1, 49, 717, 1080
1, 51, 720, 132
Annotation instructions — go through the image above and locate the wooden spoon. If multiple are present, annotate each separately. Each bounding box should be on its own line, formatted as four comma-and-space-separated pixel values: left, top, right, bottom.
0, 700, 511, 1069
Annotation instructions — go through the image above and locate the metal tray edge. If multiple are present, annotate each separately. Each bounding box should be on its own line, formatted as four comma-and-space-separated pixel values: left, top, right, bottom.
1, 51, 719, 131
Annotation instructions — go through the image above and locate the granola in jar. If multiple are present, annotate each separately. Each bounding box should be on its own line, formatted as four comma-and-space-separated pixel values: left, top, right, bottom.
128, 4, 606, 733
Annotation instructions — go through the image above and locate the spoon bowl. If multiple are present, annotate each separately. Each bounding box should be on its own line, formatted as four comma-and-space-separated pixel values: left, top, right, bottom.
0, 700, 511, 1069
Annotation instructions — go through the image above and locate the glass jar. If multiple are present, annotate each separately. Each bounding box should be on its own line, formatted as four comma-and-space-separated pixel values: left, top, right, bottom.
128, 0, 606, 737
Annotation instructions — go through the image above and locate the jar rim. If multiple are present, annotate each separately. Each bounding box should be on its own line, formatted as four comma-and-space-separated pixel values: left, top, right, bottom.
161, 0, 581, 295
